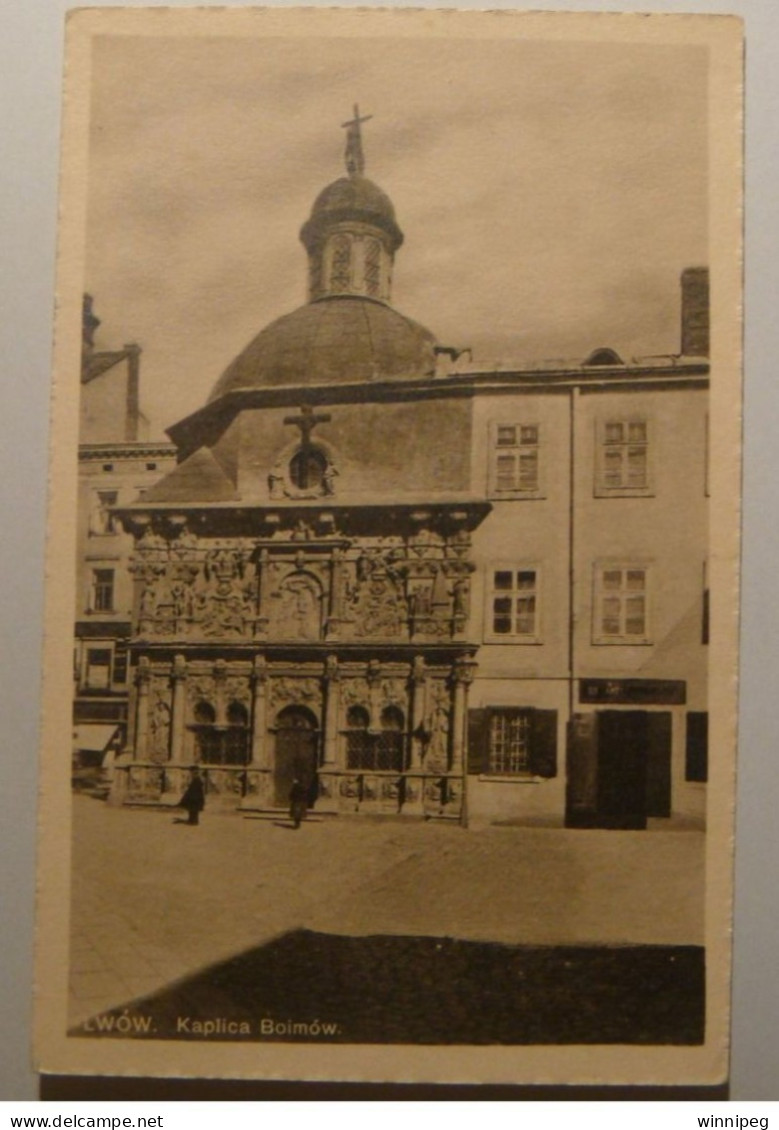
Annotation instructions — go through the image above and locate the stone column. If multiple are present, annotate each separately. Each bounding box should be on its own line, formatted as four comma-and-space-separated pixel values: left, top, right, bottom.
134, 657, 151, 759
213, 658, 228, 725
323, 654, 340, 766
410, 655, 427, 770
169, 654, 188, 763
451, 658, 476, 774
251, 654, 269, 766
255, 548, 270, 637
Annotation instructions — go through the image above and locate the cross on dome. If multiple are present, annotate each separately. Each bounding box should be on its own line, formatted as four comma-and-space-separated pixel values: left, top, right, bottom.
342, 104, 373, 176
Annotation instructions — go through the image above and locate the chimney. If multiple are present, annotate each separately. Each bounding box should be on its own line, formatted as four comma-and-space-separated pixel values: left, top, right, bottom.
680, 267, 709, 357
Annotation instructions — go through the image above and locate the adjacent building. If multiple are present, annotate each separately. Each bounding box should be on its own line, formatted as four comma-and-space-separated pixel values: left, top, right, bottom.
74, 296, 176, 767
108, 117, 709, 828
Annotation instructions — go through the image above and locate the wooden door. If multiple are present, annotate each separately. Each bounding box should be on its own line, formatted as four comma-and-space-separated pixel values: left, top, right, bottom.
596, 711, 648, 829
273, 707, 318, 808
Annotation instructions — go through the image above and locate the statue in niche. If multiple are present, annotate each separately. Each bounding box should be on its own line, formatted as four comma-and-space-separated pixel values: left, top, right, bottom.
426, 702, 450, 771
268, 464, 285, 500
149, 698, 171, 762
322, 462, 339, 496
139, 585, 156, 621
451, 575, 470, 619
275, 573, 321, 640
411, 586, 432, 618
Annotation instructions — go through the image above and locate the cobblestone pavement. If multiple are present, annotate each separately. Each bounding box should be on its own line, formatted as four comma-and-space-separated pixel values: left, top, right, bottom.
69, 795, 704, 1027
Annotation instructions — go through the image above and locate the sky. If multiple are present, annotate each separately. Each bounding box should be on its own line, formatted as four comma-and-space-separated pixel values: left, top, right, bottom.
85, 32, 708, 438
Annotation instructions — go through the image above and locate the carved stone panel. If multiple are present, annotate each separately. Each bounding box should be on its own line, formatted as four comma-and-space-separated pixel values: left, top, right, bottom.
268, 677, 322, 712
148, 677, 172, 763
269, 571, 323, 641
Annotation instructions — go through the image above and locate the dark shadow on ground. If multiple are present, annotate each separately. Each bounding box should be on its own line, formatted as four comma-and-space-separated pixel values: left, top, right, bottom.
72, 929, 704, 1045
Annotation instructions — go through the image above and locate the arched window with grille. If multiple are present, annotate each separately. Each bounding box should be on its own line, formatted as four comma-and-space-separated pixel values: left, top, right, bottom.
192, 701, 220, 763
191, 699, 250, 766
345, 704, 406, 772
225, 701, 250, 765
377, 705, 404, 771
346, 705, 371, 770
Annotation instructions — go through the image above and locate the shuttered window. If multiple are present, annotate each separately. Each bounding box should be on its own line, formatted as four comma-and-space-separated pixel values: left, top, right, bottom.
467, 707, 557, 778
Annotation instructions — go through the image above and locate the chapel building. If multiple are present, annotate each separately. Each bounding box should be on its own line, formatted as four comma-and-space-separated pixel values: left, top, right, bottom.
111, 115, 709, 829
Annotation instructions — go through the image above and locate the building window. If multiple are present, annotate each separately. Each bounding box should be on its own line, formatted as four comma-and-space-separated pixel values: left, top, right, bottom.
224, 702, 250, 765
146, 462, 157, 472
365, 238, 381, 298
91, 568, 115, 613
330, 235, 351, 292
84, 647, 112, 690
490, 423, 540, 495
89, 490, 118, 536
112, 644, 128, 685
488, 709, 531, 774
289, 446, 328, 492
596, 417, 652, 496
702, 562, 710, 645
593, 564, 650, 643
191, 700, 250, 766
686, 712, 708, 782
467, 707, 558, 778
486, 568, 539, 641
345, 705, 406, 772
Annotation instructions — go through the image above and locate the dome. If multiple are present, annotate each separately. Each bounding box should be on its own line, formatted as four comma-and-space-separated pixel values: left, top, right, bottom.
300, 175, 403, 251
208, 296, 437, 400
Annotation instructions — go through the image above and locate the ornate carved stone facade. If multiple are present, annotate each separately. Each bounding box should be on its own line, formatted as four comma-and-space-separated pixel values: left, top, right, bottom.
112, 506, 483, 819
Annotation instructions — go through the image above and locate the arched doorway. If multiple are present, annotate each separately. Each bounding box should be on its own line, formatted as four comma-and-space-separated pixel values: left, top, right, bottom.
273, 705, 319, 808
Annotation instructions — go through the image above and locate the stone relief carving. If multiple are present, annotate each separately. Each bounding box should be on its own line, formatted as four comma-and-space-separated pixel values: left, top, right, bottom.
224, 676, 251, 707
350, 562, 406, 638
341, 678, 370, 711
268, 677, 321, 710
148, 678, 171, 763
131, 527, 477, 646
424, 680, 452, 772
186, 675, 216, 706
270, 571, 322, 640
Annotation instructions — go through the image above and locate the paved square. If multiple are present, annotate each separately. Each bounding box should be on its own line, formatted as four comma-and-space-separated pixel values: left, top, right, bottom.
69, 795, 704, 1028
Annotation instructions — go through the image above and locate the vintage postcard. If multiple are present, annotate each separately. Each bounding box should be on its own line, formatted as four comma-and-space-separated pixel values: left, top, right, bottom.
35, 7, 743, 1085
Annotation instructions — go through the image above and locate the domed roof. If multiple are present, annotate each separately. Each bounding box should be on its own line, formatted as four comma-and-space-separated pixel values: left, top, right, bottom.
208, 296, 437, 400
300, 175, 403, 251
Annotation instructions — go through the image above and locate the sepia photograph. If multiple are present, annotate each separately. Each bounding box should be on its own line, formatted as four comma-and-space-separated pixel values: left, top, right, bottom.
34, 7, 742, 1085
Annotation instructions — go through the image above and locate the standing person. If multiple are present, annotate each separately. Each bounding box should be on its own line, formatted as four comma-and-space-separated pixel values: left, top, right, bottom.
289, 777, 308, 829
179, 766, 205, 826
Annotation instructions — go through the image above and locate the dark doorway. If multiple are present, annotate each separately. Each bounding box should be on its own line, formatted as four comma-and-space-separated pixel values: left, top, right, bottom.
566, 710, 672, 829
273, 706, 319, 808
597, 711, 649, 829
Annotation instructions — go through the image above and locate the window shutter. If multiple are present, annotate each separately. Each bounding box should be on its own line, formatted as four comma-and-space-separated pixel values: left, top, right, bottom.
530, 710, 557, 777
685, 712, 708, 782
646, 711, 672, 817
467, 709, 488, 775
